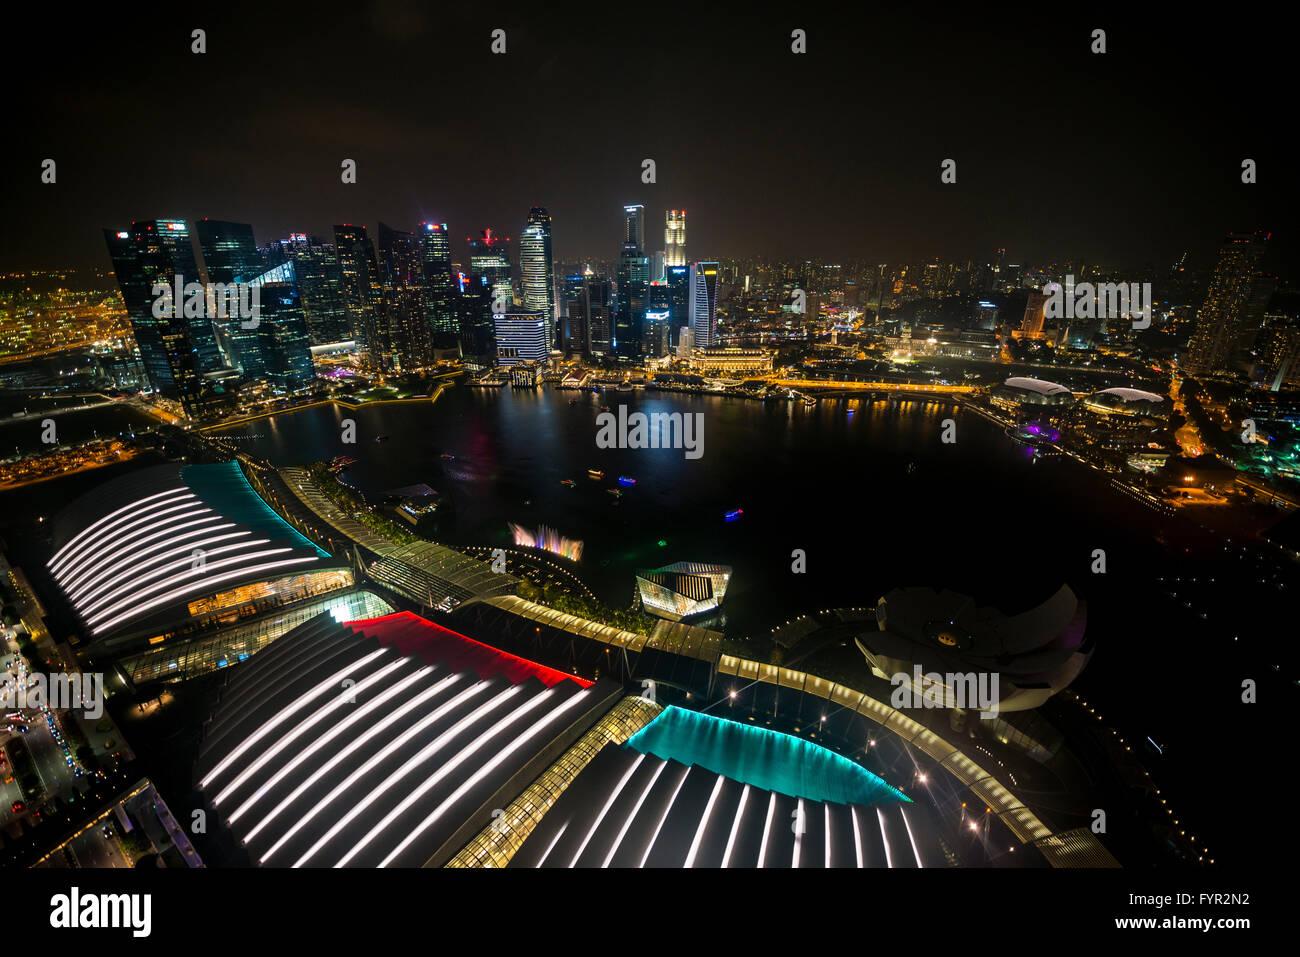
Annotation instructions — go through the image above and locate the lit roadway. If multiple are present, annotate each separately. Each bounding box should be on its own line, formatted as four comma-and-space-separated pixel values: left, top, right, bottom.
765, 378, 977, 394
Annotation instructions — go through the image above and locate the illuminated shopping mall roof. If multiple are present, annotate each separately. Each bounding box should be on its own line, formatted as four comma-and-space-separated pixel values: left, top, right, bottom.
47, 461, 337, 639
196, 610, 616, 867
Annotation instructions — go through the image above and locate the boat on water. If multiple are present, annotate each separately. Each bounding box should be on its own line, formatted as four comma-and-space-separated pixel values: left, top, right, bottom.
599, 406, 611, 412
561, 478, 576, 487
725, 508, 744, 522
607, 488, 623, 498
587, 469, 605, 479
803, 397, 817, 408
618, 476, 636, 487
329, 456, 357, 471
375, 435, 390, 443
441, 453, 456, 460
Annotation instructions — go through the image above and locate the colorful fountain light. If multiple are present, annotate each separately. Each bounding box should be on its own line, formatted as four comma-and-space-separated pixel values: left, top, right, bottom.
509, 522, 584, 561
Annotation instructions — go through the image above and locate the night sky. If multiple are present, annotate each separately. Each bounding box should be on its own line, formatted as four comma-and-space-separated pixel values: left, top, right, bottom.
6, 2, 1295, 273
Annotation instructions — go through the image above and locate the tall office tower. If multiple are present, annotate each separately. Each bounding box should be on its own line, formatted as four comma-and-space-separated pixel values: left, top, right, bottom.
103, 219, 223, 414
417, 222, 458, 344
615, 205, 649, 358
665, 265, 690, 344
665, 209, 686, 268
196, 219, 268, 371
469, 228, 513, 306
676, 325, 694, 358
465, 228, 513, 366
688, 261, 720, 349
1185, 232, 1270, 375
1020, 291, 1048, 338
252, 276, 315, 394
376, 222, 431, 372
333, 224, 383, 366
196, 220, 263, 285
644, 281, 673, 358
562, 273, 587, 357
579, 272, 613, 357
519, 207, 556, 347
623, 204, 645, 250
280, 235, 352, 345
493, 309, 549, 366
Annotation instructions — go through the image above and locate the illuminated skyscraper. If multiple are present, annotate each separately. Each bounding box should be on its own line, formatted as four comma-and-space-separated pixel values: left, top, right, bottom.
645, 281, 673, 357
493, 310, 549, 366
1185, 232, 1270, 375
418, 222, 458, 344
688, 261, 720, 349
519, 207, 556, 347
279, 234, 352, 345
665, 209, 686, 268
376, 221, 431, 371
332, 224, 382, 366
623, 204, 644, 250
254, 277, 315, 393
103, 219, 223, 414
616, 205, 649, 358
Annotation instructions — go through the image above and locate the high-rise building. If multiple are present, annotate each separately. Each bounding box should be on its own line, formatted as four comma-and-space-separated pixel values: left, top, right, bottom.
279, 235, 352, 345
254, 277, 315, 393
615, 205, 649, 358
196, 220, 263, 285
688, 261, 720, 349
1185, 232, 1269, 375
623, 204, 645, 251
1020, 292, 1048, 338
665, 209, 686, 268
665, 265, 690, 344
645, 281, 673, 357
563, 271, 611, 358
469, 228, 513, 307
376, 221, 431, 371
493, 310, 549, 366
418, 222, 458, 345
519, 207, 556, 348
103, 219, 223, 414
333, 225, 382, 367
465, 228, 513, 365
196, 220, 275, 372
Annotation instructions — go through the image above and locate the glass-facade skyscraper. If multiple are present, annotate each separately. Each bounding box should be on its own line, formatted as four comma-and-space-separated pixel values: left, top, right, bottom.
254, 278, 315, 393
616, 205, 648, 358
689, 261, 720, 349
376, 221, 431, 372
333, 224, 382, 367
418, 222, 458, 345
103, 219, 224, 414
519, 207, 555, 348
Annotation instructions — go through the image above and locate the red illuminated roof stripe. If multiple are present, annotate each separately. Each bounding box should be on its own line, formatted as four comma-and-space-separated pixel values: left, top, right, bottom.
345, 611, 592, 688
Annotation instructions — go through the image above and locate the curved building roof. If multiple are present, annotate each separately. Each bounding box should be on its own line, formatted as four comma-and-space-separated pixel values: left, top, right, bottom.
48, 462, 336, 639
626, 707, 907, 806
510, 710, 935, 868
1092, 386, 1165, 403
196, 611, 617, 867
1002, 376, 1071, 396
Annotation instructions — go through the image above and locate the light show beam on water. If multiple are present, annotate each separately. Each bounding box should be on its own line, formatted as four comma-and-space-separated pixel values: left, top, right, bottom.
509, 522, 584, 561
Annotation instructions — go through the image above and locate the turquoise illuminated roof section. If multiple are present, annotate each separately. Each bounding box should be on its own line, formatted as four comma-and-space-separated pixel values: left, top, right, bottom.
181, 462, 329, 558
625, 706, 909, 806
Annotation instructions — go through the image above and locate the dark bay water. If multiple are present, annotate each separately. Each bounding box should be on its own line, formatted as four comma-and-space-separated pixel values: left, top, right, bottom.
213, 386, 1166, 639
